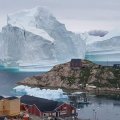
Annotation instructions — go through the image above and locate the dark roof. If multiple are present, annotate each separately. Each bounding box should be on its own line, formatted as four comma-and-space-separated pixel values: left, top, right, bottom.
70, 59, 82, 68
71, 59, 81, 63
21, 95, 63, 112
0, 96, 4, 100
114, 64, 120, 66
5, 96, 18, 100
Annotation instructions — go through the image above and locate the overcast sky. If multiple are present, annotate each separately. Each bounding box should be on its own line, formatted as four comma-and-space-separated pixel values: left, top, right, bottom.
0, 0, 120, 32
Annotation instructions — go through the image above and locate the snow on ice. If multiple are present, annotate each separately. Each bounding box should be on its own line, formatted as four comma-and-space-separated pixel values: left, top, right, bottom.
13, 85, 68, 101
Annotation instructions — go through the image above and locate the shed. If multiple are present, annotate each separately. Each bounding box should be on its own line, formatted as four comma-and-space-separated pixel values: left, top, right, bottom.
70, 59, 82, 69
21, 95, 76, 118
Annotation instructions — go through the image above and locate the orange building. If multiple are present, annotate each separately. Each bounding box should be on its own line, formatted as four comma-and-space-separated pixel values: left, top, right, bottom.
0, 96, 4, 116
0, 96, 20, 117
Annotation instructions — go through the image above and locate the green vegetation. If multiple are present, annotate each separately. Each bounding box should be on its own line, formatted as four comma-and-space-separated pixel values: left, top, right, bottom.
94, 68, 106, 87
66, 76, 76, 86
107, 68, 120, 88
61, 76, 76, 86
59, 61, 120, 88
92, 67, 120, 88
79, 67, 91, 86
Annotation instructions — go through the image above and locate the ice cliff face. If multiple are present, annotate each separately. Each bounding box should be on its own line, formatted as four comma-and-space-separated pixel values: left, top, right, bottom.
2, 25, 55, 65
0, 7, 85, 70
8, 7, 85, 60
0, 32, 5, 63
86, 30, 120, 63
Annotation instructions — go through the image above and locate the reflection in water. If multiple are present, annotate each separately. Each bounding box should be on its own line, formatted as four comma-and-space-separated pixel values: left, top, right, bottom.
67, 92, 120, 120
77, 96, 120, 120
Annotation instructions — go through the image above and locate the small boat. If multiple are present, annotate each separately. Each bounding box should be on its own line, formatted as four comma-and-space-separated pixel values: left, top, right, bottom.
68, 92, 90, 105
77, 100, 90, 104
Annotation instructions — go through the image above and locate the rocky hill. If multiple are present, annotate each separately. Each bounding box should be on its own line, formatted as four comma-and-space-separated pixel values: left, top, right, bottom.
19, 60, 120, 90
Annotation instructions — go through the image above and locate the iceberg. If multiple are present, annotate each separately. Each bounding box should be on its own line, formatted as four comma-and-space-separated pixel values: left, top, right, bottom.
0, 6, 119, 70
13, 85, 68, 101
0, 7, 86, 72
86, 29, 120, 65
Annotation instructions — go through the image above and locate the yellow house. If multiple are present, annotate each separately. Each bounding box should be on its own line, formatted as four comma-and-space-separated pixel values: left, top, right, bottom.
0, 96, 20, 117
0, 96, 4, 116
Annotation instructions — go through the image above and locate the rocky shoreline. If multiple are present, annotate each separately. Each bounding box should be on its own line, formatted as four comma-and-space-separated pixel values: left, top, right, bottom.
17, 81, 120, 96
18, 60, 120, 95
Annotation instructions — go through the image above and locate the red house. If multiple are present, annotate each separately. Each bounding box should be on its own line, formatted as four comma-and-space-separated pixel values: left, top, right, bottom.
20, 95, 76, 118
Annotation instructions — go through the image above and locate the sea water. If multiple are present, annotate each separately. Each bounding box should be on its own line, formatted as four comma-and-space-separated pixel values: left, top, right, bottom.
0, 70, 41, 95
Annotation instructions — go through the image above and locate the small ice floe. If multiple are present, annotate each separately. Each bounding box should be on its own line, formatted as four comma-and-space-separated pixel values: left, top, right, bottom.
12, 85, 68, 101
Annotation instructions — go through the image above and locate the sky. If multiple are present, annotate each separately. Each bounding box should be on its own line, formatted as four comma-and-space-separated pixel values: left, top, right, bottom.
0, 0, 120, 32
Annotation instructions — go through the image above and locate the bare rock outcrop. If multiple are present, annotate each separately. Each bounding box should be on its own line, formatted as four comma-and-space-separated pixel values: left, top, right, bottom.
19, 60, 120, 90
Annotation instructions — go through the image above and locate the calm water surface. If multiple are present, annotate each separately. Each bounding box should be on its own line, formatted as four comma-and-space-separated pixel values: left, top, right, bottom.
77, 96, 120, 120
0, 70, 41, 95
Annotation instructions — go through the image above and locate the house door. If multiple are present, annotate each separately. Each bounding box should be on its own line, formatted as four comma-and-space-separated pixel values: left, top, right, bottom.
56, 112, 58, 117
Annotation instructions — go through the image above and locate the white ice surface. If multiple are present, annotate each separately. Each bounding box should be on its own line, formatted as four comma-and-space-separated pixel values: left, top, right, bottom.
0, 6, 85, 71
13, 85, 68, 100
